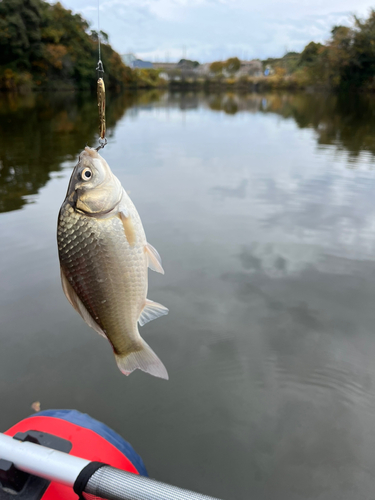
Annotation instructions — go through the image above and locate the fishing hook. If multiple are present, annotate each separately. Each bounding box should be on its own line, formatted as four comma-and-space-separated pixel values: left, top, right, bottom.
95, 137, 108, 151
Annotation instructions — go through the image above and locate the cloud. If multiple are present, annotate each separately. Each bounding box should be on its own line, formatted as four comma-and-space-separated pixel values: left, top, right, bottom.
211, 179, 248, 200
56, 0, 375, 61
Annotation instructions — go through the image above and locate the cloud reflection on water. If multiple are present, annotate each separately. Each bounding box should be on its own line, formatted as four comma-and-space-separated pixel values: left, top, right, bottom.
2, 90, 375, 499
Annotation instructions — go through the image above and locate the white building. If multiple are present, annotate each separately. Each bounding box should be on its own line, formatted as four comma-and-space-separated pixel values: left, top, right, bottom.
237, 60, 263, 77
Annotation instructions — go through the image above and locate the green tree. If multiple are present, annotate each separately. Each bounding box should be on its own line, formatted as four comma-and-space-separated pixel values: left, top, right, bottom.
341, 11, 375, 88
178, 59, 199, 68
225, 57, 241, 75
297, 13, 375, 90
298, 42, 323, 65
0, 0, 154, 90
209, 61, 224, 75
0, 0, 42, 68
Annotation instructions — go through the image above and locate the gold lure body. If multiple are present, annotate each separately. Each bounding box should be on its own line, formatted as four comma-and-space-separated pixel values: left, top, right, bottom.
97, 77, 106, 140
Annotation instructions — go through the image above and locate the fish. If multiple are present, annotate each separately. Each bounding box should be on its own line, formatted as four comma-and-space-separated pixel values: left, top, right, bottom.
57, 147, 168, 379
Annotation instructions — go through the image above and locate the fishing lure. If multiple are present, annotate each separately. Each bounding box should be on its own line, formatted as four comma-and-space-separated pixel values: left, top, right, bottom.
97, 76, 106, 141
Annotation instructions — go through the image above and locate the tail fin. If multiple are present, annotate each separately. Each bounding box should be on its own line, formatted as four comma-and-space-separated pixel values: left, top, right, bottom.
115, 339, 168, 380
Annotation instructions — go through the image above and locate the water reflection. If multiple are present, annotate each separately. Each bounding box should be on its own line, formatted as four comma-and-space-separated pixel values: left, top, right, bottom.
204, 92, 375, 159
0, 90, 164, 213
2, 90, 375, 214
262, 92, 375, 159
2, 89, 375, 500
211, 179, 248, 200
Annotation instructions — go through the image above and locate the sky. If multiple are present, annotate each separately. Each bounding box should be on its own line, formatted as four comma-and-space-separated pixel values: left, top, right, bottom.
56, 0, 375, 62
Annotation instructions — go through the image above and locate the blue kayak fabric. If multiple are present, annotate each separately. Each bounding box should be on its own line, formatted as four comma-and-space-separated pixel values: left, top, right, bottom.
35, 409, 148, 477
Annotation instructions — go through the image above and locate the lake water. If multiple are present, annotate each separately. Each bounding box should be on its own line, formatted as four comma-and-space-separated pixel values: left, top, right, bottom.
1, 90, 375, 500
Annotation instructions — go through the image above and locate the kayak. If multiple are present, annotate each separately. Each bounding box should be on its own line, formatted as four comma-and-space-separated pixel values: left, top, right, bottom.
0, 409, 146, 500
0, 409, 222, 500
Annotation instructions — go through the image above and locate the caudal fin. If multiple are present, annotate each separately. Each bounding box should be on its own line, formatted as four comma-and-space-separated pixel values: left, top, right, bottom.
115, 339, 169, 380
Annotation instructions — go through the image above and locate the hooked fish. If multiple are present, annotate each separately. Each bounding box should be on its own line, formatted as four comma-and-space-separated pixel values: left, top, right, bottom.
57, 147, 168, 379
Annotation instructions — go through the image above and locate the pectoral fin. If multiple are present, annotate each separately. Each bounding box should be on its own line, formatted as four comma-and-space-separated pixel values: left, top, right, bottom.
145, 243, 164, 274
139, 298, 169, 326
118, 204, 129, 218
119, 211, 136, 246
60, 268, 107, 339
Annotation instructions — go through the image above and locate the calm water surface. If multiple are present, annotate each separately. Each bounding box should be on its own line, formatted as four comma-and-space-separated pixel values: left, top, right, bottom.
1, 91, 375, 499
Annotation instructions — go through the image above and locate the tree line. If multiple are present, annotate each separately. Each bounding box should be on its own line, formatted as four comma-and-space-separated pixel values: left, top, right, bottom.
291, 11, 375, 90
207, 10, 375, 91
0, 0, 162, 91
2, 1, 375, 92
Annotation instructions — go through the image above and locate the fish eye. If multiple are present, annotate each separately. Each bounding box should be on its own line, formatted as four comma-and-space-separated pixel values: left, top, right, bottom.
81, 168, 92, 181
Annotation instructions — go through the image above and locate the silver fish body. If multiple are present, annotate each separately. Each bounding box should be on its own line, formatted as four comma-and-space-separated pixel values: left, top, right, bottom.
57, 147, 168, 379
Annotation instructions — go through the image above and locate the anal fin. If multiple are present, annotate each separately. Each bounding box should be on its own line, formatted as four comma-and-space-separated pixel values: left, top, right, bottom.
139, 298, 169, 326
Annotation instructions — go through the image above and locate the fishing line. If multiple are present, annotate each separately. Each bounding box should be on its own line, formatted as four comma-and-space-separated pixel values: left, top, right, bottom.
96, 0, 107, 150
95, 0, 104, 86
97, 0, 101, 64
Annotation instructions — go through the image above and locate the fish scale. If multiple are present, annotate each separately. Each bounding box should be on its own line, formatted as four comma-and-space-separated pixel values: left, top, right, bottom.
58, 204, 147, 353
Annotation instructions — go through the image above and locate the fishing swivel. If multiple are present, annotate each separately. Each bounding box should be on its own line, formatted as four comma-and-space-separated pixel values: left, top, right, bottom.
96, 59, 104, 78
96, 138, 107, 151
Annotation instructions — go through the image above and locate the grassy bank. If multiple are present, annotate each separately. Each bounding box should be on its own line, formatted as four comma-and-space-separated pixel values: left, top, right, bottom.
167, 74, 325, 92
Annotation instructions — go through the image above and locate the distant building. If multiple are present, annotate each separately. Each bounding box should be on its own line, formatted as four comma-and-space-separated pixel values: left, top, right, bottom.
264, 65, 274, 76
198, 60, 263, 78
153, 61, 200, 80
238, 60, 263, 77
196, 63, 211, 76
152, 62, 178, 71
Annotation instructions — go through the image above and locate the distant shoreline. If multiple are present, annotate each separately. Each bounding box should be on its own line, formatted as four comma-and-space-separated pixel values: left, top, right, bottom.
2, 75, 372, 94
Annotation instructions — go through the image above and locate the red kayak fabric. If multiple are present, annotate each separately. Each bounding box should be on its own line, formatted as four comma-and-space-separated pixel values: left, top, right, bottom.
5, 416, 139, 500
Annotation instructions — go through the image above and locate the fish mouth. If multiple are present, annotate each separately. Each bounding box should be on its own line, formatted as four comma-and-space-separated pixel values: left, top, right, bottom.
82, 146, 100, 159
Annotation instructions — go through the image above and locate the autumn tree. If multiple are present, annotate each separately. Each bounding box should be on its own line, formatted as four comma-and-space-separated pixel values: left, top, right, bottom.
340, 11, 375, 88
0, 0, 139, 90
209, 61, 224, 75
225, 57, 241, 75
298, 42, 323, 66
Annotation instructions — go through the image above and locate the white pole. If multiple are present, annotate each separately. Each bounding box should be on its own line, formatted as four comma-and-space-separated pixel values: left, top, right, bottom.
0, 432, 224, 500
0, 433, 89, 486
